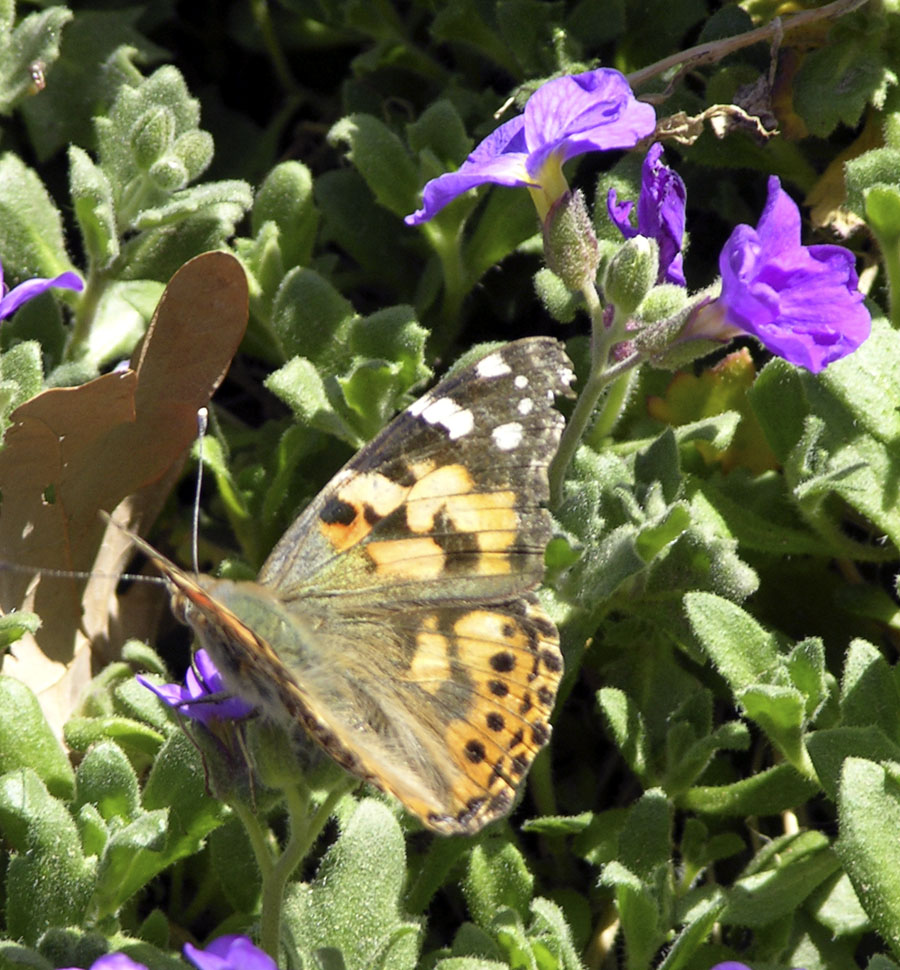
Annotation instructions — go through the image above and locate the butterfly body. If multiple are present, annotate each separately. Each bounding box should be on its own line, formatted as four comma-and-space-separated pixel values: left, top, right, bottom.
140, 337, 574, 834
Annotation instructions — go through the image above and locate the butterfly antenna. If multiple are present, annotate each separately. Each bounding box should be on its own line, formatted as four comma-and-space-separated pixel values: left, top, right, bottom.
192, 407, 209, 576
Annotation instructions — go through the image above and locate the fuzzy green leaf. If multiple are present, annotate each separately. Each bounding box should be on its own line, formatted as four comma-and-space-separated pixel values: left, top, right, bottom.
837, 758, 900, 959
0, 676, 74, 799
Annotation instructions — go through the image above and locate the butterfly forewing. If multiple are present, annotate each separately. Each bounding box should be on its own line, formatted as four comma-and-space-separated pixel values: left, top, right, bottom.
260, 337, 573, 605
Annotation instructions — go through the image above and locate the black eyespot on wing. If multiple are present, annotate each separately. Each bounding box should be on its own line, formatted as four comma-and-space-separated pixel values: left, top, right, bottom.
320, 497, 357, 526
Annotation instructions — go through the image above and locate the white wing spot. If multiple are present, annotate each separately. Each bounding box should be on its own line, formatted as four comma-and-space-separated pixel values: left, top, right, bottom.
476, 353, 511, 379
422, 396, 474, 439
518, 397, 533, 415
514, 374, 529, 389
492, 422, 523, 451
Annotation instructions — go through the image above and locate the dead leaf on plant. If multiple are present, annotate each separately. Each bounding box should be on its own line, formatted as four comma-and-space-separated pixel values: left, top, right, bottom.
0, 251, 249, 734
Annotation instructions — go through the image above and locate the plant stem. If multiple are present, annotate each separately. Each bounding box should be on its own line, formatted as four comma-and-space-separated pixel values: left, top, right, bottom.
65, 267, 106, 362
256, 777, 354, 960
877, 229, 900, 329
249, 0, 300, 96
549, 283, 641, 504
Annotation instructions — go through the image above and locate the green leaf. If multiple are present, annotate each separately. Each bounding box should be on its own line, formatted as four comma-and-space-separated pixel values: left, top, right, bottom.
209, 816, 262, 914
846, 143, 900, 216
807, 726, 900, 801
63, 716, 165, 760
431, 0, 518, 74
752, 318, 900, 551
284, 799, 420, 970
131, 180, 252, 231
0, 769, 94, 944
737, 683, 807, 766
0, 676, 74, 799
809, 872, 870, 939
68, 145, 118, 269
337, 358, 403, 439
0, 6, 72, 115
839, 638, 900, 738
348, 306, 430, 392
140, 731, 225, 861
786, 637, 830, 720
684, 591, 782, 692
793, 27, 895, 136
96, 65, 206, 209
681, 763, 819, 817
265, 356, 358, 446
865, 184, 900, 241
837, 758, 900, 959
572, 808, 628, 866
0, 609, 40, 649
314, 169, 414, 295
599, 861, 661, 970
252, 160, 318, 270
464, 187, 541, 287
406, 99, 470, 167
0, 152, 77, 281
618, 789, 671, 884
657, 890, 726, 970
464, 835, 535, 926
76, 802, 108, 859
528, 897, 582, 970
328, 113, 418, 218
73, 741, 140, 824
269, 267, 355, 365
723, 831, 839, 927
91, 809, 168, 919
597, 687, 649, 779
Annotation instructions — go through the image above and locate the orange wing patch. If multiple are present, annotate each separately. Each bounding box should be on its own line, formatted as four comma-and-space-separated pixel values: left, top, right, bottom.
367, 537, 446, 579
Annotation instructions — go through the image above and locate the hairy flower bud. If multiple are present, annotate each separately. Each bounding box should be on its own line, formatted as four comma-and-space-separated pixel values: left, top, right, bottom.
603, 235, 657, 316
543, 190, 600, 291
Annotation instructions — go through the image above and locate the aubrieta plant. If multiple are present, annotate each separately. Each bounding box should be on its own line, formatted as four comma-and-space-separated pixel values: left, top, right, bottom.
1, 1, 899, 969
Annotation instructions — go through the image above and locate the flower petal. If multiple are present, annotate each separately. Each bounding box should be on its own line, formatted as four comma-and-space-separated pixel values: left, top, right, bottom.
718, 177, 870, 372
184, 935, 277, 970
405, 117, 530, 224
406, 69, 654, 224
0, 270, 84, 319
524, 69, 656, 171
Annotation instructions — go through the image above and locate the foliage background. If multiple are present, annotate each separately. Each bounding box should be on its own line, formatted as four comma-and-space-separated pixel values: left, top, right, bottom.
1, 1, 899, 969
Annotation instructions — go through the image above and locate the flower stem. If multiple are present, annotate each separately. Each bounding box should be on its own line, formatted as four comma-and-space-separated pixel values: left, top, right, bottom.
878, 230, 900, 330
65, 267, 106, 362
256, 777, 354, 960
248, 0, 300, 96
549, 283, 640, 504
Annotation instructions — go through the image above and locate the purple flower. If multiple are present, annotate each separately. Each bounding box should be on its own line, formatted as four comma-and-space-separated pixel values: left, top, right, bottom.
716, 176, 870, 373
184, 934, 277, 970
0, 265, 82, 320
138, 649, 254, 725
607, 142, 686, 285
58, 954, 148, 970
405, 68, 656, 225
709, 964, 807, 970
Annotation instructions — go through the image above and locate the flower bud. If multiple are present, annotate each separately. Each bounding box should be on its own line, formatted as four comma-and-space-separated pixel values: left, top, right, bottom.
131, 107, 175, 172
635, 290, 730, 370
603, 235, 657, 316
149, 155, 189, 192
542, 189, 600, 292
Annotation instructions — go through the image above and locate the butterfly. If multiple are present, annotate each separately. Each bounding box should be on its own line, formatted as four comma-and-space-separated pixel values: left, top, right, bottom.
131, 336, 574, 835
